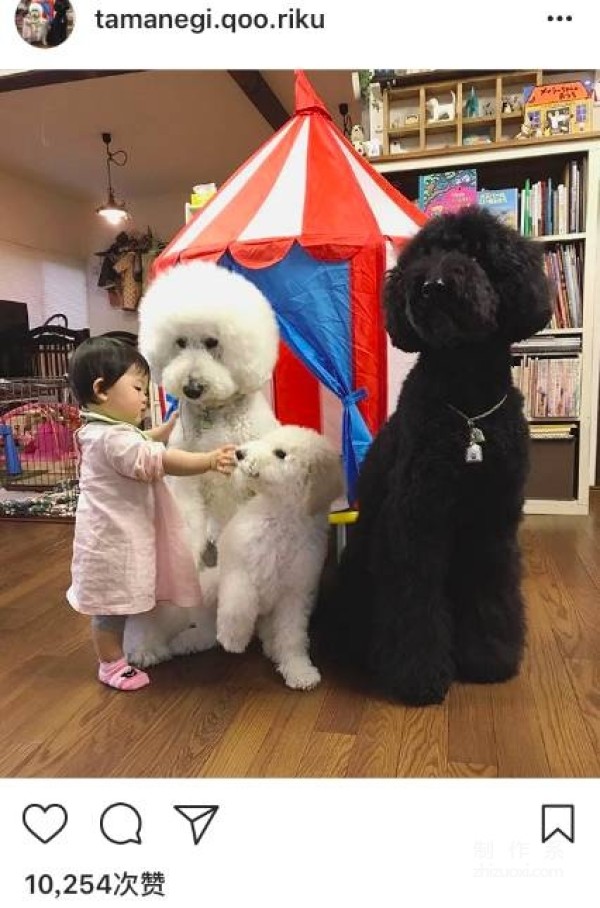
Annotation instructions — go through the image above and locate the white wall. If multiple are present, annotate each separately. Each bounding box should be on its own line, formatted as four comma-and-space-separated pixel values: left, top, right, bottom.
0, 168, 190, 337
129, 190, 189, 242
0, 169, 89, 329
0, 169, 89, 258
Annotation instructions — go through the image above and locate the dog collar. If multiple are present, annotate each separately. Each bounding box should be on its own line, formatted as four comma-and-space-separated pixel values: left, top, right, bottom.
446, 394, 508, 464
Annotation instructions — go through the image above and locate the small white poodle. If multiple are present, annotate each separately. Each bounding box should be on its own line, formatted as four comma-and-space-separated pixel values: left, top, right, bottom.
173, 426, 344, 689
124, 260, 279, 667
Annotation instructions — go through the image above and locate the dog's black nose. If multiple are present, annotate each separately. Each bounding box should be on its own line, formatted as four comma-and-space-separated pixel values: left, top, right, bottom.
182, 381, 205, 400
422, 278, 446, 298
235, 449, 245, 461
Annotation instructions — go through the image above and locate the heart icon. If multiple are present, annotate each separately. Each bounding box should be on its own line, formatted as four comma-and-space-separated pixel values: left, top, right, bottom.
23, 804, 68, 843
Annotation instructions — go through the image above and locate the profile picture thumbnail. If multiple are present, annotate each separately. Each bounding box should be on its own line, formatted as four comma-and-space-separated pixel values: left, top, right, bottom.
15, 0, 75, 48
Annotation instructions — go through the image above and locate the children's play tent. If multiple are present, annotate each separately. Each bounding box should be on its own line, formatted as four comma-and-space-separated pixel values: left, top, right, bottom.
153, 71, 426, 500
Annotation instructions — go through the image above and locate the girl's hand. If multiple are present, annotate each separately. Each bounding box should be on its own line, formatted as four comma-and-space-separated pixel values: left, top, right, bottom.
212, 444, 237, 475
147, 411, 178, 443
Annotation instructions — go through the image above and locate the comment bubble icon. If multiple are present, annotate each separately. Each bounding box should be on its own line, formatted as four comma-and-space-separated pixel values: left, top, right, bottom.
100, 803, 143, 845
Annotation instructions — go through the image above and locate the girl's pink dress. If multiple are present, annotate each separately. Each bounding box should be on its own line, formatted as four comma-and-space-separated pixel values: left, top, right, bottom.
67, 418, 202, 616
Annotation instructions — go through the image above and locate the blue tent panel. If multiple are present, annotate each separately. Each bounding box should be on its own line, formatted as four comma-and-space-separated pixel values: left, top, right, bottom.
220, 244, 372, 502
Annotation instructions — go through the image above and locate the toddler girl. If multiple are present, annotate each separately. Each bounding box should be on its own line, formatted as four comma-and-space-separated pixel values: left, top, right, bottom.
67, 336, 236, 691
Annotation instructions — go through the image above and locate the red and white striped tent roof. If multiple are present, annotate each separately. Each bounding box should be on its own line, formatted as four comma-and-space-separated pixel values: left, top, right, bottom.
155, 71, 426, 273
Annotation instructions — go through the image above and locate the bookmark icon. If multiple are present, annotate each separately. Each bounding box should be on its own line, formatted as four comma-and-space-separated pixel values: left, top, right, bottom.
542, 804, 575, 844
174, 805, 218, 845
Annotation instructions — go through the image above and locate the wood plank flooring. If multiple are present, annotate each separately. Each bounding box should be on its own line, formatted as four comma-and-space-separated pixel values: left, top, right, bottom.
2, 495, 600, 778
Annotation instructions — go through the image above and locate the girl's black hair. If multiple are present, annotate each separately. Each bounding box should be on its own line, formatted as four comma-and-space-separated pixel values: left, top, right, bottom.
68, 337, 150, 406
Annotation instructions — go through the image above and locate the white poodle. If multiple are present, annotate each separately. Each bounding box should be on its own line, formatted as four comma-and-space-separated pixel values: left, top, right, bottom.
22, 2, 48, 44
172, 426, 344, 689
124, 260, 279, 666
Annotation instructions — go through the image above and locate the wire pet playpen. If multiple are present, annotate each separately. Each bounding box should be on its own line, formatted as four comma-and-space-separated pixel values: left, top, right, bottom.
0, 330, 146, 520
0, 319, 143, 520
0, 377, 81, 519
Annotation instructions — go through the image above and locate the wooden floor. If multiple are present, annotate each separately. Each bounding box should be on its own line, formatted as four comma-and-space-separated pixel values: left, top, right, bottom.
2, 494, 600, 778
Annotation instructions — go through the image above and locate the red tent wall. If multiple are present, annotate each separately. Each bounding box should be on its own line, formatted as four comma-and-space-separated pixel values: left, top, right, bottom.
350, 244, 388, 434
272, 341, 322, 431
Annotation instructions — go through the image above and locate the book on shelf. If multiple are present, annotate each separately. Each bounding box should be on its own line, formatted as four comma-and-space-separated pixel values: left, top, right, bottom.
474, 160, 586, 239
519, 159, 585, 237
478, 188, 519, 230
418, 169, 477, 216
512, 334, 582, 355
512, 356, 581, 419
542, 243, 584, 329
529, 423, 577, 441
417, 162, 586, 238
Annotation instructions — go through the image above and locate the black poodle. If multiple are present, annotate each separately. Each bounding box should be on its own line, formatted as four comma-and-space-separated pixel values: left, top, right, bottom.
46, 0, 70, 46
319, 206, 552, 706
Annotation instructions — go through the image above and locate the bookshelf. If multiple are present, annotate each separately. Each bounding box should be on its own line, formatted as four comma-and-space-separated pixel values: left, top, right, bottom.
375, 136, 600, 515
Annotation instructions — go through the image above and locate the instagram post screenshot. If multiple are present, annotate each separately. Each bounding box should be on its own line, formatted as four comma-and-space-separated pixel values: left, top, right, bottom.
1, 2, 600, 904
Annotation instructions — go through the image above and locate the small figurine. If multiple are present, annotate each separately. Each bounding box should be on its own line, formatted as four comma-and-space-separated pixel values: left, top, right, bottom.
364, 139, 382, 157
463, 134, 492, 146
351, 124, 366, 156
405, 113, 420, 126
465, 86, 479, 118
515, 117, 534, 140
426, 91, 456, 122
502, 98, 514, 114
482, 101, 495, 117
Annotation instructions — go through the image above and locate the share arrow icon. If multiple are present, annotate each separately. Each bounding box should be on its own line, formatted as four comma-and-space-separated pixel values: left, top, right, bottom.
174, 805, 219, 845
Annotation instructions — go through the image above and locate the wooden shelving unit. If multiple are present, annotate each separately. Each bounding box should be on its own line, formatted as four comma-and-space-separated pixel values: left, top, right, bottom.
381, 71, 540, 157
376, 70, 596, 161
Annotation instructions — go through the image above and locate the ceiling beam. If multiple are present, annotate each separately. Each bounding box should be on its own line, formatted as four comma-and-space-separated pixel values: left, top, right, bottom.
0, 71, 143, 94
227, 71, 289, 131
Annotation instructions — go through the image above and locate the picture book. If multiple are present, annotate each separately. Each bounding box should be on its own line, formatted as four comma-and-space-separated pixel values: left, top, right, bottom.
478, 188, 519, 230
418, 169, 477, 217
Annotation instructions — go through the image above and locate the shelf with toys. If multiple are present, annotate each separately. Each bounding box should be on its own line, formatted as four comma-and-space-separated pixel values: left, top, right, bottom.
364, 70, 597, 161
374, 135, 600, 516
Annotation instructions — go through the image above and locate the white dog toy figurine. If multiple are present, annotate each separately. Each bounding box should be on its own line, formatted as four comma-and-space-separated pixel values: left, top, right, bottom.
21, 2, 49, 44
426, 91, 456, 122
515, 116, 535, 140
124, 260, 279, 667
363, 139, 382, 157
193, 426, 344, 689
351, 124, 367, 156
